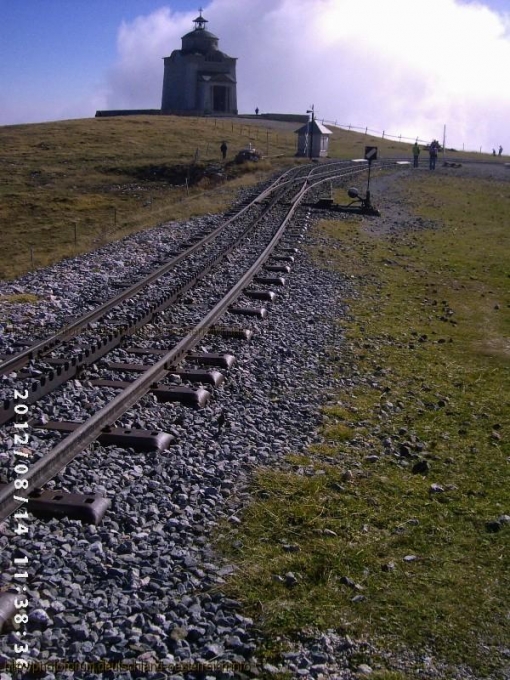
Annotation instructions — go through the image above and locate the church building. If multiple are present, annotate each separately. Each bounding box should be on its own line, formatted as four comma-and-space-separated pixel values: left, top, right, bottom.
161, 10, 238, 115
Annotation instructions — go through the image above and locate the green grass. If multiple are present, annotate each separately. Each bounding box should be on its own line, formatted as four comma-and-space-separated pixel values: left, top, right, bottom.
0, 115, 299, 280
1, 114, 505, 281
0, 293, 41, 304
216, 172, 510, 677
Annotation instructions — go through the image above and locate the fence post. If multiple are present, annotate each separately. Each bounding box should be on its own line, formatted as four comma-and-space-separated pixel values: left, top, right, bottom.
73, 221, 78, 245
30, 246, 34, 268
266, 130, 269, 155
382, 130, 385, 139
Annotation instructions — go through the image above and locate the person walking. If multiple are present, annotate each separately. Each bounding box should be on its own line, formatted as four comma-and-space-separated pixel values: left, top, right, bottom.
428, 140, 439, 170
499, 145, 503, 156
220, 141, 228, 160
412, 141, 421, 168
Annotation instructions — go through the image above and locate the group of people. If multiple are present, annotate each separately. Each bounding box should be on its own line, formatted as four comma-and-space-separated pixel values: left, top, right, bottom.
413, 140, 505, 169
412, 139, 440, 170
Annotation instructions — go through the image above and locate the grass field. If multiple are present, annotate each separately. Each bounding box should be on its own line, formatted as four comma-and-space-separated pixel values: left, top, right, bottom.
1, 114, 505, 282
217, 171, 510, 678
0, 115, 292, 280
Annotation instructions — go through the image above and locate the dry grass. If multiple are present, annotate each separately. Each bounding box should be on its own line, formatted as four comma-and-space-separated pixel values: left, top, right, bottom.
1, 114, 502, 281
0, 115, 298, 280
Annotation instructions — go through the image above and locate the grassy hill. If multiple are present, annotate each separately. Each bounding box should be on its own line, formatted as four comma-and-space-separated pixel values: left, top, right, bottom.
0, 114, 504, 280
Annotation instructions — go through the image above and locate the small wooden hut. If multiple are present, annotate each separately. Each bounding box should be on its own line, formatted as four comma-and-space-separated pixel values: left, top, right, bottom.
295, 120, 332, 158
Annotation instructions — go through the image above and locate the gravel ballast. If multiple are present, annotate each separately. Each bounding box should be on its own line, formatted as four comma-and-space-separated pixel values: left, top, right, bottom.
1, 164, 503, 679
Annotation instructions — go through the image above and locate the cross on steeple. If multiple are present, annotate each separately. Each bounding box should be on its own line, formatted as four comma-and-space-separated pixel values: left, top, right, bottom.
193, 8, 208, 30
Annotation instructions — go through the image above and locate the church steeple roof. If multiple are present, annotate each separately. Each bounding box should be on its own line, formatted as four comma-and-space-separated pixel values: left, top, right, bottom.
192, 8, 208, 30
181, 7, 219, 53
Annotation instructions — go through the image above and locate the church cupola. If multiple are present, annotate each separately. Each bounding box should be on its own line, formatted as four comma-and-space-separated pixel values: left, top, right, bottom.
181, 9, 219, 54
193, 8, 208, 30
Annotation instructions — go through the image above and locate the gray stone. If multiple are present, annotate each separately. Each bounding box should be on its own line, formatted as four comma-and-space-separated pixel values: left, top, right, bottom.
357, 663, 373, 674
28, 609, 52, 626
429, 483, 445, 493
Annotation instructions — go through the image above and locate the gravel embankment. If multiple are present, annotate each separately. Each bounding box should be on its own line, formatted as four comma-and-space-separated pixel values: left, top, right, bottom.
0, 179, 353, 679
1, 164, 505, 680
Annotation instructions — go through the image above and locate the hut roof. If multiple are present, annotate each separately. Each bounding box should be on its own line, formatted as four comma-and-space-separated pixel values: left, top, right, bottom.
294, 121, 332, 136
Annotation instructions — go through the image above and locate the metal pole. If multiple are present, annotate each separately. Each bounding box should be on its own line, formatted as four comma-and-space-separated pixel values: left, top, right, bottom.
366, 160, 372, 206
309, 105, 314, 160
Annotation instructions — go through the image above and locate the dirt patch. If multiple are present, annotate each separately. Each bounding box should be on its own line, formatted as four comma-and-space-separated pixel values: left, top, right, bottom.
102, 162, 227, 187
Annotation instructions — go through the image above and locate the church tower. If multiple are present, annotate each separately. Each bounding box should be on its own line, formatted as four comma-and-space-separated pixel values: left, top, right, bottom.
161, 9, 238, 115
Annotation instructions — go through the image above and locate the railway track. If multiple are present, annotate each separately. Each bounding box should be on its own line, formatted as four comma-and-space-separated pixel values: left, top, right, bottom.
0, 158, 402, 672
0, 161, 358, 421
0, 160, 375, 515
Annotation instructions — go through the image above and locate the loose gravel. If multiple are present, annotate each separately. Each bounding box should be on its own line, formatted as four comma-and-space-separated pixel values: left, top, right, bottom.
1, 164, 501, 680
0, 169, 350, 680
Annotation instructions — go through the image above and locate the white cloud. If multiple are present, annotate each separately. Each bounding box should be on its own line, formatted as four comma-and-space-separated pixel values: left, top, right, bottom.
99, 0, 510, 151
104, 7, 190, 109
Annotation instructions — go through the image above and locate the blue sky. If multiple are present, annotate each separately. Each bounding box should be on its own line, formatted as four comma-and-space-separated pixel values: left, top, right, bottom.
1, 0, 510, 152
0, 0, 196, 123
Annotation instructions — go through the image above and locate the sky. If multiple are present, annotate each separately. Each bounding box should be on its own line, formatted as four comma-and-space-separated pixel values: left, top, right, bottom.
1, 0, 510, 152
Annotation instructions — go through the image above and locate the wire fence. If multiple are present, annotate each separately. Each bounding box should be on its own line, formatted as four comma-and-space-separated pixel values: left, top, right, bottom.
315, 117, 497, 153
212, 115, 438, 150
318, 118, 433, 147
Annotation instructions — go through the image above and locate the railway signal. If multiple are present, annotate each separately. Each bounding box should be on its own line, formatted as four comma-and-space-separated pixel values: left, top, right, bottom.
364, 146, 378, 206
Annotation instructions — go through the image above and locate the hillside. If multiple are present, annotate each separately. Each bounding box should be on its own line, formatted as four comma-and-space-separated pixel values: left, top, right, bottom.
0, 114, 505, 280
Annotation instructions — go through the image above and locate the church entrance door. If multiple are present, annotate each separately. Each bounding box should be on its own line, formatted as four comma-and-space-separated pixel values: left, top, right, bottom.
213, 86, 228, 112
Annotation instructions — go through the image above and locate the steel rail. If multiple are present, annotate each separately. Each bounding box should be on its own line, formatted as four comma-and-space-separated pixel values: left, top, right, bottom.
0, 164, 311, 377
0, 174, 317, 521
0, 171, 312, 427
0, 156, 388, 386
0, 163, 379, 522
0, 161, 354, 380
253, 160, 358, 203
